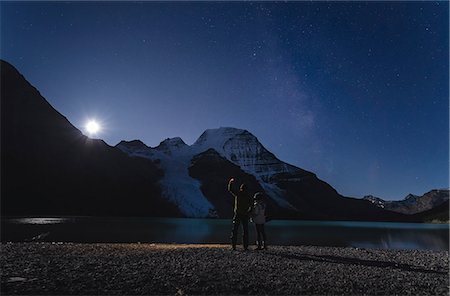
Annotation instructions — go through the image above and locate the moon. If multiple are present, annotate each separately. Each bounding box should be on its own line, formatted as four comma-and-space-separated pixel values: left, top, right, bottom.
85, 120, 101, 135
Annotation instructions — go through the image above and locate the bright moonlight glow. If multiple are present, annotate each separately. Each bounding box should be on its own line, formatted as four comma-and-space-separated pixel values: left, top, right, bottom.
85, 120, 101, 135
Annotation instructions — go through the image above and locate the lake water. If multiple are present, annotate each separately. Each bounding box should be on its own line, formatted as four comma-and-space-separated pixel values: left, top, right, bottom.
1, 217, 448, 251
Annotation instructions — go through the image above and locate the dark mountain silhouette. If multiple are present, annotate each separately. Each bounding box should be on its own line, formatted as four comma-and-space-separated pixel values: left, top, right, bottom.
1, 60, 180, 217
267, 172, 402, 221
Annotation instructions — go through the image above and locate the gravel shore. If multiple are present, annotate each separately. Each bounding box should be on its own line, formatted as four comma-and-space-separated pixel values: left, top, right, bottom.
1, 243, 448, 295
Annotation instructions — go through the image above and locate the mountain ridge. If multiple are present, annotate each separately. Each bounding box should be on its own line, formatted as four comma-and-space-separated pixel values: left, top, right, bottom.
363, 189, 449, 215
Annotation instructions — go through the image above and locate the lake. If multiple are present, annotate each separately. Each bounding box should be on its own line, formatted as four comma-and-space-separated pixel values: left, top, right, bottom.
2, 217, 448, 251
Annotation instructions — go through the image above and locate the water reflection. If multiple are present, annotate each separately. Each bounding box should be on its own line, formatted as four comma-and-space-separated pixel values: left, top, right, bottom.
8, 218, 73, 225
1, 217, 448, 251
155, 218, 214, 243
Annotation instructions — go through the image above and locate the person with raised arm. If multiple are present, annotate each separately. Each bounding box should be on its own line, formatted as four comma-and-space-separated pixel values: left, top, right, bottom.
227, 178, 252, 251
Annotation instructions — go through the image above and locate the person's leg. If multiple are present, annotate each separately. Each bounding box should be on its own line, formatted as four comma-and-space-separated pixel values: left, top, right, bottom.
261, 224, 267, 249
231, 214, 241, 250
255, 224, 263, 249
242, 215, 249, 250
255, 224, 261, 247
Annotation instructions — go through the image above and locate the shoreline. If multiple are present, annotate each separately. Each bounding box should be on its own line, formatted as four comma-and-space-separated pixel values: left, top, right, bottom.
1, 243, 448, 295
3, 215, 449, 223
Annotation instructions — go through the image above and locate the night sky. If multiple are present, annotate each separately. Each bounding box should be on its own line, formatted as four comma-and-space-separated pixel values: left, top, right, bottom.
1, 1, 448, 200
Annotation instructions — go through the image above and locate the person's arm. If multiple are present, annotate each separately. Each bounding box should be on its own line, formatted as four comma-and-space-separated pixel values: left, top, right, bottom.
253, 204, 260, 216
228, 178, 237, 197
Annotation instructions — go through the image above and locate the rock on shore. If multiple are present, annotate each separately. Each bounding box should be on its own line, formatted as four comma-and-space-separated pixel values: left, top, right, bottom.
1, 243, 448, 295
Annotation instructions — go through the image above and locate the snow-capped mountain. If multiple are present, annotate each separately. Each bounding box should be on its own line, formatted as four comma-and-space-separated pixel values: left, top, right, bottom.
192, 128, 305, 181
192, 128, 313, 210
117, 127, 306, 217
117, 127, 406, 221
363, 189, 449, 215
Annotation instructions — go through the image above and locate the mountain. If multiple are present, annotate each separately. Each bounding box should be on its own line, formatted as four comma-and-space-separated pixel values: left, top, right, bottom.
1, 60, 180, 217
412, 200, 449, 223
363, 189, 449, 215
118, 128, 408, 221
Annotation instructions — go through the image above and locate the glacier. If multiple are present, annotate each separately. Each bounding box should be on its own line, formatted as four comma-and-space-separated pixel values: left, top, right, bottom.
117, 127, 307, 217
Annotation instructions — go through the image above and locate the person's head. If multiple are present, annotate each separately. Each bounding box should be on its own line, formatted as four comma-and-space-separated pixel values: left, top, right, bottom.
239, 183, 247, 192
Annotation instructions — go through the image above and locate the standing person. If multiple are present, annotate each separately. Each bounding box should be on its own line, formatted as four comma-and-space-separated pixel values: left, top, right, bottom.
251, 192, 267, 250
228, 178, 252, 251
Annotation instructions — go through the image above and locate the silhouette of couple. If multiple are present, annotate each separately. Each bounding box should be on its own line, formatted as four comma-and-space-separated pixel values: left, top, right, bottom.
227, 178, 267, 251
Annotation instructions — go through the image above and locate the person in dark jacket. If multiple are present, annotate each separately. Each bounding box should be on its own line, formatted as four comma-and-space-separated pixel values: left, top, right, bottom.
228, 178, 252, 250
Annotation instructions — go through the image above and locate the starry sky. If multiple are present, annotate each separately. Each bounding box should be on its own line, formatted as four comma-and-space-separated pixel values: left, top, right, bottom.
1, 1, 448, 200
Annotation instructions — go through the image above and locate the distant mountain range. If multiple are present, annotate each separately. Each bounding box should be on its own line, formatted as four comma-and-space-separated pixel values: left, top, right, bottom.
363, 190, 449, 222
1, 60, 446, 222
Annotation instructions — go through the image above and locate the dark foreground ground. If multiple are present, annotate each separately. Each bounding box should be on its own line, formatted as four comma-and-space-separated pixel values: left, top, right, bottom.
1, 243, 448, 295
